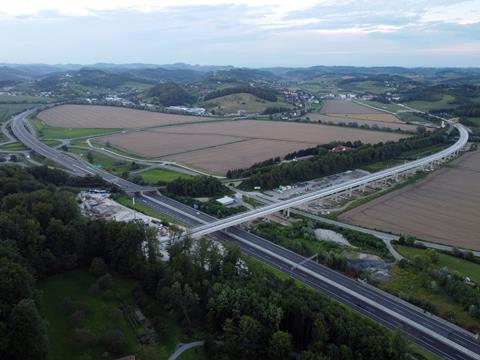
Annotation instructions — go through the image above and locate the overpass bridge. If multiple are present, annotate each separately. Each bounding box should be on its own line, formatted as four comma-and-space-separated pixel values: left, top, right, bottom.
190, 121, 469, 239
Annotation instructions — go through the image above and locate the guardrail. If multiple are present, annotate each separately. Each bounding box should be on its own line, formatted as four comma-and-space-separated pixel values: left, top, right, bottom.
191, 121, 468, 238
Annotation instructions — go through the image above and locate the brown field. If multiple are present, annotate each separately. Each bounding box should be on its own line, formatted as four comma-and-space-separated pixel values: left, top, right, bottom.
163, 139, 315, 174
339, 151, 480, 250
307, 114, 417, 131
327, 113, 401, 123
99, 120, 406, 174
98, 132, 246, 157
321, 100, 383, 114
38, 105, 209, 129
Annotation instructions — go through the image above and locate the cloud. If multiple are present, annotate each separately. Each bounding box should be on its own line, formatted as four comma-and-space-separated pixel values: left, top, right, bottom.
0, 0, 479, 66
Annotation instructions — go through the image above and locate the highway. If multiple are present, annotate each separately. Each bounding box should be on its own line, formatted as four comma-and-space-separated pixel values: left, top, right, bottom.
11, 110, 147, 192
139, 191, 480, 360
191, 121, 469, 237
9, 108, 480, 359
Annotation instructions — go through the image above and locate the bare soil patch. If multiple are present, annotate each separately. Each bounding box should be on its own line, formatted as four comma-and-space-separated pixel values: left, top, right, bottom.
163, 139, 312, 175
99, 120, 405, 174
321, 100, 383, 114
98, 132, 246, 157
327, 113, 401, 123
38, 105, 209, 129
150, 120, 405, 145
308, 114, 417, 131
339, 151, 480, 250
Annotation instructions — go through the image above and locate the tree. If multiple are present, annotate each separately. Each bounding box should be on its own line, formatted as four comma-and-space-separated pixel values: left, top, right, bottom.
96, 273, 113, 291
0, 258, 35, 309
86, 150, 94, 163
89, 257, 107, 277
102, 329, 127, 355
223, 315, 261, 359
390, 328, 408, 360
268, 330, 292, 360
61, 144, 68, 152
7, 299, 48, 360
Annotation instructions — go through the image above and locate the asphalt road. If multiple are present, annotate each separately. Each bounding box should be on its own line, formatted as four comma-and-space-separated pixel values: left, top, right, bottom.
191, 121, 468, 237
9, 108, 480, 359
11, 110, 147, 192
139, 192, 480, 360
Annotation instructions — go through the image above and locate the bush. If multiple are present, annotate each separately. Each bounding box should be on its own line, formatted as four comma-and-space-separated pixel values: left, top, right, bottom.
72, 328, 96, 347
89, 257, 107, 277
102, 330, 128, 355
70, 310, 86, 328
96, 273, 113, 291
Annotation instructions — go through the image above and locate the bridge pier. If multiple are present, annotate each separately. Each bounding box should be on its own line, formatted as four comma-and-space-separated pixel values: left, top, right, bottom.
282, 208, 290, 217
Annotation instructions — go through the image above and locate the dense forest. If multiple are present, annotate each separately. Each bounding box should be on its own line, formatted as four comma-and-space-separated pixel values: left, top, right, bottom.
166, 176, 228, 198
0, 165, 409, 359
146, 82, 195, 106
203, 85, 278, 102
229, 131, 448, 190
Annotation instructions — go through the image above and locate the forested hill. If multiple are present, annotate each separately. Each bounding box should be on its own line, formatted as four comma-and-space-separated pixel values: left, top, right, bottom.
203, 85, 278, 102
0, 165, 408, 359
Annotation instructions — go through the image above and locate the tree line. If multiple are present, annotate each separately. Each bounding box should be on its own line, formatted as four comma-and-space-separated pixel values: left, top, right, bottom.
0, 164, 409, 359
229, 131, 448, 190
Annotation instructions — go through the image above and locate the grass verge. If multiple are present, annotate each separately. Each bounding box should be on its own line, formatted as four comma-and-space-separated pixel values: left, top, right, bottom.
112, 194, 184, 226
140, 168, 193, 184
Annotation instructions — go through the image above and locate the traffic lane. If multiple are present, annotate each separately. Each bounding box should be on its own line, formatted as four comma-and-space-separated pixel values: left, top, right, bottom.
213, 231, 470, 360
231, 227, 480, 351
143, 193, 480, 356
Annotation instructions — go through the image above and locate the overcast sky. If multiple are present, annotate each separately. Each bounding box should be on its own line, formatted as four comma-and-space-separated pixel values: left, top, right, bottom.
1, 0, 479, 67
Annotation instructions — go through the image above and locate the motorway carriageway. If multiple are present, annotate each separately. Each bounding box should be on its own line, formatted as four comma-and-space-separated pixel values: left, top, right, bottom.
10, 108, 480, 359
139, 192, 480, 360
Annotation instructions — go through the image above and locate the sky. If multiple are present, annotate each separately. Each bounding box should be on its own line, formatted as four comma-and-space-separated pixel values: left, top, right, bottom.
1, 0, 479, 67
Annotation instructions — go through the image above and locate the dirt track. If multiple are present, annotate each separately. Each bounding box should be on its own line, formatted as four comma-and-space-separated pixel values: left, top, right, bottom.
339, 151, 480, 250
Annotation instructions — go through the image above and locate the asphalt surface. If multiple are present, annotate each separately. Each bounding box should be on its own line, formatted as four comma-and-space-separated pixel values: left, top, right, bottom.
140, 192, 480, 360
11, 110, 148, 192
9, 108, 480, 359
191, 121, 468, 237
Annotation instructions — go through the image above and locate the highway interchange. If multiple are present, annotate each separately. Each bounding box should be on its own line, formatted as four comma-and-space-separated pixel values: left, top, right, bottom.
9, 108, 480, 359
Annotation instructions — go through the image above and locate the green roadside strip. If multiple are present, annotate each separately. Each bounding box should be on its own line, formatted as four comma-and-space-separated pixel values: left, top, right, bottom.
112, 194, 184, 226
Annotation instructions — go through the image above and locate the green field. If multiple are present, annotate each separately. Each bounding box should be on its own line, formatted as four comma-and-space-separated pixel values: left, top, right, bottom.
39, 270, 139, 360
41, 139, 62, 147
0, 142, 26, 150
467, 117, 480, 127
0, 95, 56, 103
405, 95, 456, 112
69, 147, 144, 176
140, 167, 193, 184
395, 245, 480, 283
342, 80, 389, 95
0, 103, 35, 122
355, 100, 405, 113
380, 264, 480, 332
30, 117, 120, 139
39, 269, 199, 360
398, 112, 433, 124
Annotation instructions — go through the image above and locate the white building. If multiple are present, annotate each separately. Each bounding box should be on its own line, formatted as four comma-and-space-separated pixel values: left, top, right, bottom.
216, 196, 235, 206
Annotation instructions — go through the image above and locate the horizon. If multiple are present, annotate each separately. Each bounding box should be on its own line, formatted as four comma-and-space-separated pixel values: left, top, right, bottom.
1, 1, 479, 67
2, 62, 480, 70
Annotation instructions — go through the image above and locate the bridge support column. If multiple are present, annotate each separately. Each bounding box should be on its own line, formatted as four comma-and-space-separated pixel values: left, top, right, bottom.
282, 208, 290, 217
